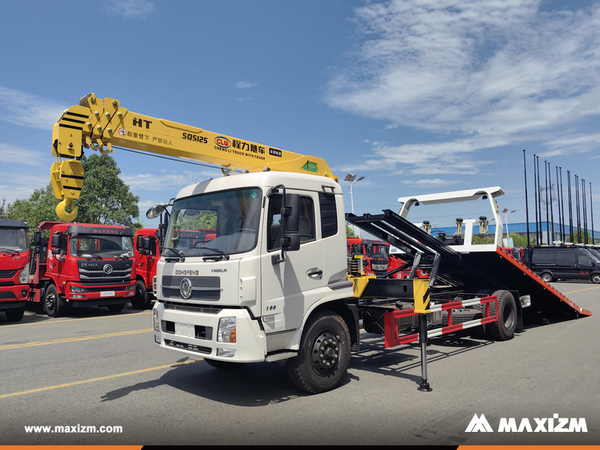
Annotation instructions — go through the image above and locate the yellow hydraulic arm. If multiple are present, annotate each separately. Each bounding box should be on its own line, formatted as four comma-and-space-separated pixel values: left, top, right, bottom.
51, 93, 338, 221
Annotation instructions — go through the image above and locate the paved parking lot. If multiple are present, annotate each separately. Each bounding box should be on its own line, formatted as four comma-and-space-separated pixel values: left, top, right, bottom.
0, 281, 598, 446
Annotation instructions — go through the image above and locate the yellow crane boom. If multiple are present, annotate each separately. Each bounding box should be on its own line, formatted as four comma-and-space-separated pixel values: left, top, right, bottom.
51, 93, 337, 221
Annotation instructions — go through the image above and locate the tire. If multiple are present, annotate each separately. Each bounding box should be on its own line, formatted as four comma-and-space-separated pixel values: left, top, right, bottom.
541, 272, 554, 283
107, 303, 126, 313
286, 311, 351, 394
204, 359, 245, 370
591, 273, 600, 284
5, 307, 25, 322
45, 284, 67, 318
131, 280, 150, 309
487, 290, 517, 341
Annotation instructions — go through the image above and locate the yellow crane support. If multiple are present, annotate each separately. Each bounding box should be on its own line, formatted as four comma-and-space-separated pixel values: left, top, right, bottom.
51, 93, 338, 221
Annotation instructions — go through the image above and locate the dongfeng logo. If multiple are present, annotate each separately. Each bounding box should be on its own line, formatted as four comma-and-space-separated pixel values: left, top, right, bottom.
103, 264, 114, 275
180, 278, 193, 299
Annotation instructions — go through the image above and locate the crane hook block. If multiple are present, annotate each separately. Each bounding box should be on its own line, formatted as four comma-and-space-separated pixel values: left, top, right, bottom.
56, 198, 78, 222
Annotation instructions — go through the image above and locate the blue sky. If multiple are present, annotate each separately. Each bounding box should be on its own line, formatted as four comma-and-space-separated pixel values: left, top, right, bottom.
1, 0, 599, 231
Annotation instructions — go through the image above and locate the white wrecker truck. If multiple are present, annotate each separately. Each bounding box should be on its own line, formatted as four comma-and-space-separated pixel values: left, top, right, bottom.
48, 93, 591, 393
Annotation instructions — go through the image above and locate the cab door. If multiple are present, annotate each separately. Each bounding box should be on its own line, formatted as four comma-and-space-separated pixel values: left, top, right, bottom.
260, 191, 325, 334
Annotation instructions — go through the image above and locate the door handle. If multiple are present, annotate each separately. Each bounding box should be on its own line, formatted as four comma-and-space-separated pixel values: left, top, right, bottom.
307, 269, 323, 277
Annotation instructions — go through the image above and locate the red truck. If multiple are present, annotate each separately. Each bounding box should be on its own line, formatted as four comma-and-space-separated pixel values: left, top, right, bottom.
347, 238, 390, 276
0, 219, 29, 322
29, 221, 137, 317
133, 227, 215, 309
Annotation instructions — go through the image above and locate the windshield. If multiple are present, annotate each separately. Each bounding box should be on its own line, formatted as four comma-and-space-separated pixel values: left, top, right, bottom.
366, 243, 388, 258
70, 234, 134, 258
0, 227, 28, 252
165, 187, 261, 257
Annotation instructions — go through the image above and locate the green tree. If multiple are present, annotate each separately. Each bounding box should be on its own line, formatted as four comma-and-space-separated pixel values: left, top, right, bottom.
346, 225, 356, 238
74, 154, 140, 228
568, 230, 592, 244
6, 185, 60, 229
0, 197, 6, 218
7, 155, 141, 231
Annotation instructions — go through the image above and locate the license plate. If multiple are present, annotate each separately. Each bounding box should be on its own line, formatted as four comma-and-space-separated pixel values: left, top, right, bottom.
101, 291, 115, 297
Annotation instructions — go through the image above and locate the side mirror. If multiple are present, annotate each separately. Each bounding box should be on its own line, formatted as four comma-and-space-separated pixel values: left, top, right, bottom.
50, 233, 61, 254
136, 235, 144, 251
146, 204, 166, 219
281, 234, 300, 252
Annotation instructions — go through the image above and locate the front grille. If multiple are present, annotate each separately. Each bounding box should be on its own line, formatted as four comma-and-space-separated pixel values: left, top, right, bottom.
161, 276, 221, 301
164, 338, 211, 354
163, 301, 222, 314
77, 260, 133, 285
0, 269, 18, 278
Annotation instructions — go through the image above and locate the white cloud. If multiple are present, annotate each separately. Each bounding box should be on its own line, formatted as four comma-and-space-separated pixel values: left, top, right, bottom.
104, 0, 156, 19
402, 178, 461, 188
325, 0, 600, 173
120, 170, 215, 192
236, 81, 258, 89
0, 143, 45, 166
0, 87, 67, 130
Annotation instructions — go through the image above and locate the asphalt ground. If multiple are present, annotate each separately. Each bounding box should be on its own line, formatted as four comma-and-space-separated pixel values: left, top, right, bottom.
0, 281, 598, 446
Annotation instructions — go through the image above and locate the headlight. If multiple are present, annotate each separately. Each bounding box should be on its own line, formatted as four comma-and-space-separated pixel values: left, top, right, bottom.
125, 284, 136, 291
153, 309, 160, 331
70, 285, 84, 293
18, 263, 29, 284
217, 317, 236, 343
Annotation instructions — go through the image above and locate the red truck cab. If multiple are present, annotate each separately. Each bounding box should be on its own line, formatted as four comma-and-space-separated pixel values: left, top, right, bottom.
133, 227, 215, 309
0, 219, 29, 322
29, 221, 137, 317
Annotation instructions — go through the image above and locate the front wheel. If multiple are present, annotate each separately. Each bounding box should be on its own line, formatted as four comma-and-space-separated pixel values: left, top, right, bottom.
5, 307, 25, 322
488, 290, 517, 341
107, 303, 126, 313
204, 359, 245, 370
131, 280, 150, 309
286, 311, 351, 394
45, 284, 67, 318
591, 273, 600, 284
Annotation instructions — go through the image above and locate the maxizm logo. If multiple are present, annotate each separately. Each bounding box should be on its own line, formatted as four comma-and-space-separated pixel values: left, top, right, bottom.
466, 414, 588, 433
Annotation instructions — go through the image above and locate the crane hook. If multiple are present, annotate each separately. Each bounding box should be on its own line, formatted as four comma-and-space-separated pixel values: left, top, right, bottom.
56, 198, 78, 222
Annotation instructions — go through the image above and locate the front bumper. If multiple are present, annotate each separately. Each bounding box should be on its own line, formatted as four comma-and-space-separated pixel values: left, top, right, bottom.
153, 301, 267, 363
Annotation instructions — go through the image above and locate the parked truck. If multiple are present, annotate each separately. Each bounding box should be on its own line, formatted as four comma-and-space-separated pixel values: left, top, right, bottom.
133, 227, 215, 309
28, 221, 137, 317
48, 93, 590, 393
0, 219, 29, 322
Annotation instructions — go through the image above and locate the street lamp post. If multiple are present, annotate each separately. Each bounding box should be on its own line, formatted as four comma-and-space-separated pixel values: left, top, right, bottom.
345, 173, 365, 237
502, 208, 516, 241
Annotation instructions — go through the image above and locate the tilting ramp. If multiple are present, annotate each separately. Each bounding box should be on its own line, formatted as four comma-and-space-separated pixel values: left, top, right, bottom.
346, 209, 591, 321
461, 249, 591, 321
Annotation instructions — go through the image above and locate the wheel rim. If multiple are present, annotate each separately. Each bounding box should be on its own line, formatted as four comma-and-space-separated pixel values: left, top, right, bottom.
311, 331, 340, 375
502, 303, 515, 329
45, 291, 56, 311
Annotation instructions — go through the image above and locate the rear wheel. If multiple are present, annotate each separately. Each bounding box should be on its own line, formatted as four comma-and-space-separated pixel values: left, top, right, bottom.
591, 273, 600, 284
5, 307, 25, 322
286, 311, 351, 394
488, 290, 517, 341
45, 284, 67, 318
541, 272, 554, 283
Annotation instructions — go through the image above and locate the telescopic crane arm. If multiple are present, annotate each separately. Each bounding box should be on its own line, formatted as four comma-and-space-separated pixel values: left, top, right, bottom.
51, 93, 338, 221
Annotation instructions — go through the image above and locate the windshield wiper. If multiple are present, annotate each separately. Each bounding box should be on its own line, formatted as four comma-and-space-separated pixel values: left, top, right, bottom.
164, 248, 185, 262
200, 247, 230, 261
84, 254, 103, 260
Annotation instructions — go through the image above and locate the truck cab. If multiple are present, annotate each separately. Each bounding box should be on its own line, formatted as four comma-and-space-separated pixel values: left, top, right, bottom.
29, 221, 137, 317
152, 172, 356, 392
0, 219, 29, 322
133, 227, 215, 309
